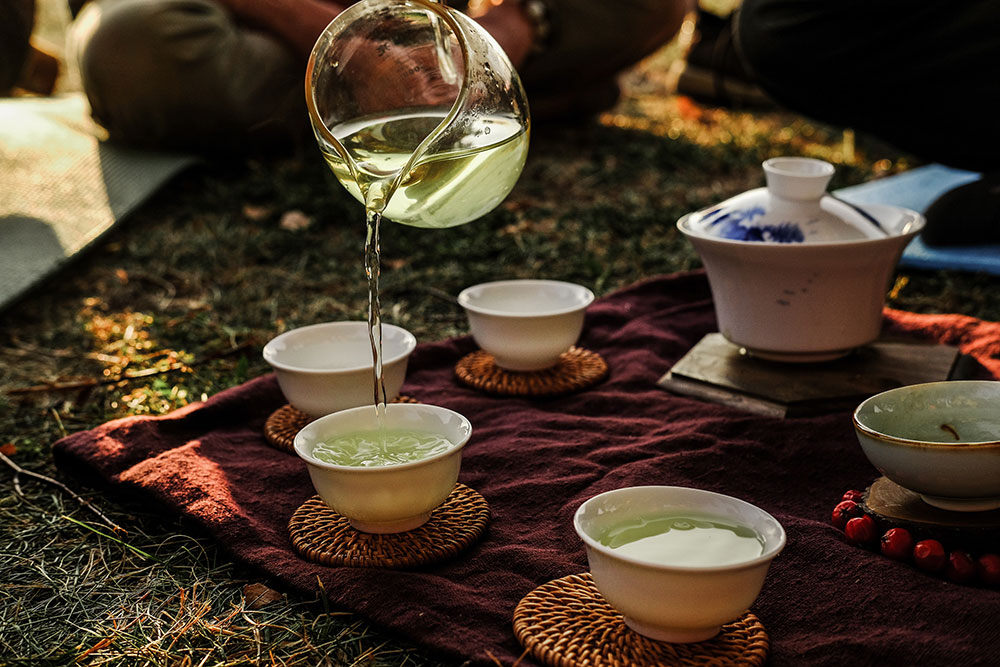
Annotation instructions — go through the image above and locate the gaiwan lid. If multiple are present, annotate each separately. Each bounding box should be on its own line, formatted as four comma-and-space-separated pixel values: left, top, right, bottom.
686, 157, 887, 243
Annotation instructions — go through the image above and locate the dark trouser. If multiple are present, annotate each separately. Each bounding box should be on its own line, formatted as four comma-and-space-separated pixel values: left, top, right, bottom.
1, 0, 35, 94
736, 0, 999, 172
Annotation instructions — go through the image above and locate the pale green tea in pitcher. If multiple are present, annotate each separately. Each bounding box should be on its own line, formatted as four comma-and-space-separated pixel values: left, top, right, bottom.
322, 108, 528, 228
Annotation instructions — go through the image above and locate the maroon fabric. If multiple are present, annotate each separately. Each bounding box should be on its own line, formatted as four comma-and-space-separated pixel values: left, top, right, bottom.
53, 272, 1000, 666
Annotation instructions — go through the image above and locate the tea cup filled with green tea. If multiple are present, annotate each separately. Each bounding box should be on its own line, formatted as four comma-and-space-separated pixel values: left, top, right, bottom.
458, 279, 594, 371
574, 485, 786, 643
294, 402, 472, 533
263, 321, 416, 417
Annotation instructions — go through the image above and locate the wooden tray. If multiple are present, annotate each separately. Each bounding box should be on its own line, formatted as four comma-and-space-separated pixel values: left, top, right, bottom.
659, 333, 961, 417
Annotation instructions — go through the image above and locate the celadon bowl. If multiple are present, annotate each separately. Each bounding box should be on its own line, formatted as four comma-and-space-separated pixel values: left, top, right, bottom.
574, 486, 786, 643
853, 380, 1000, 512
294, 403, 472, 533
263, 321, 416, 417
458, 279, 594, 371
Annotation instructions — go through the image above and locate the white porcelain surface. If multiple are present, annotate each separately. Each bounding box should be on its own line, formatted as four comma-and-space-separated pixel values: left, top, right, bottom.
854, 381, 1000, 512
574, 486, 785, 643
294, 403, 472, 533
458, 279, 594, 371
679, 201, 924, 362
263, 321, 416, 417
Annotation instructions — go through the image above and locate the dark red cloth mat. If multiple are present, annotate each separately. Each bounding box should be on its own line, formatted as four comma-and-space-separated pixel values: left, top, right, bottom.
53, 272, 1000, 667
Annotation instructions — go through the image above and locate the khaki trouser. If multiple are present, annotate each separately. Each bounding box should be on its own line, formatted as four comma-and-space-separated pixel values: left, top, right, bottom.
68, 0, 305, 151
69, 0, 689, 152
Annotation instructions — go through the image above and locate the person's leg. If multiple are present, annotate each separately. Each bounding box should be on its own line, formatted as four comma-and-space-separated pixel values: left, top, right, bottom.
1, 0, 35, 94
519, 0, 693, 119
736, 0, 1000, 172
68, 0, 306, 152
673, 8, 774, 109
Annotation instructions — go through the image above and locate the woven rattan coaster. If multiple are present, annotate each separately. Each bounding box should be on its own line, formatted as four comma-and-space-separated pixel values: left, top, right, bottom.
513, 573, 769, 667
264, 396, 419, 453
455, 347, 608, 397
288, 483, 490, 568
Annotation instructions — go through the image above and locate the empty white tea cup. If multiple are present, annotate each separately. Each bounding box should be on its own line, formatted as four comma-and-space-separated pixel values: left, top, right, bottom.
294, 402, 472, 533
458, 279, 594, 371
263, 321, 416, 417
574, 485, 785, 643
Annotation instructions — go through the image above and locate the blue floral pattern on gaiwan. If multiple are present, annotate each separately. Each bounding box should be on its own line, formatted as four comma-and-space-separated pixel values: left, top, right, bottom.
687, 157, 885, 244
701, 205, 806, 243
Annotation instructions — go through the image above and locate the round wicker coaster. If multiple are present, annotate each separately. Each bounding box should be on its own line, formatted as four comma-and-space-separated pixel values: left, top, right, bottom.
264, 405, 313, 453
455, 347, 608, 397
264, 396, 420, 453
288, 483, 490, 568
513, 573, 769, 667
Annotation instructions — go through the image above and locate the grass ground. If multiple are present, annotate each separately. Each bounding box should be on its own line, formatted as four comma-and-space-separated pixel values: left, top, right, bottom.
3, 4, 999, 666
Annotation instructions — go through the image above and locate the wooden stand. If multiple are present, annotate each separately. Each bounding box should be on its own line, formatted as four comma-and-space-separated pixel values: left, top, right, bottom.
658, 334, 961, 418
862, 477, 1000, 553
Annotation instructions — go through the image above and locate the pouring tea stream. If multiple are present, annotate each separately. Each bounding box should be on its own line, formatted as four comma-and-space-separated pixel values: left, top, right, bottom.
305, 0, 530, 448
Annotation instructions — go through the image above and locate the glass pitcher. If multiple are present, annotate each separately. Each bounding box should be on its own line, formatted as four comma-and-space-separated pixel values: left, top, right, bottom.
305, 0, 531, 228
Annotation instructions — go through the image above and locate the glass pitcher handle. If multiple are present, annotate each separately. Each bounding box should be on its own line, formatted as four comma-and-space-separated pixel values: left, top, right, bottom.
426, 0, 461, 86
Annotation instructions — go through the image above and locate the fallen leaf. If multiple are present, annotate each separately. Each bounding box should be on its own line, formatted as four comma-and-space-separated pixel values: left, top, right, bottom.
280, 210, 312, 231
675, 95, 703, 121
243, 583, 283, 609
1, 443, 16, 456
243, 204, 272, 221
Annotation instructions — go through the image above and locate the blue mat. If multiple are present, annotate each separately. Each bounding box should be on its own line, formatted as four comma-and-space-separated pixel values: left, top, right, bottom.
835, 164, 1000, 275
0, 94, 197, 313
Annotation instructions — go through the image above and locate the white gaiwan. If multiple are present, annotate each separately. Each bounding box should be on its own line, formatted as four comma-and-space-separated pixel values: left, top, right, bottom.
678, 157, 925, 362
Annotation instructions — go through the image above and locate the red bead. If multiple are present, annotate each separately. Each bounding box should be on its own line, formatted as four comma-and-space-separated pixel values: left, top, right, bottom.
946, 551, 977, 584
841, 489, 864, 503
845, 515, 876, 545
832, 499, 862, 530
913, 539, 947, 573
976, 554, 1000, 587
879, 527, 915, 561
